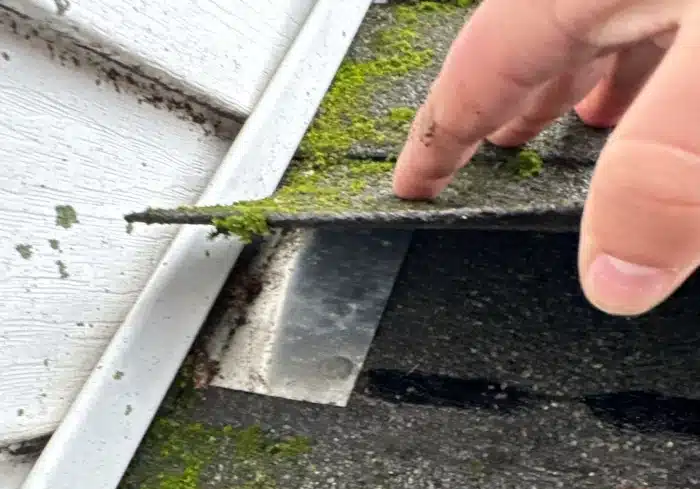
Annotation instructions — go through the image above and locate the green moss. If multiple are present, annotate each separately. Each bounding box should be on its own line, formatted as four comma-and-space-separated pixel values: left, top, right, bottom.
113, 370, 124, 380
121, 419, 313, 489
210, 207, 270, 243
55, 205, 78, 229
267, 436, 312, 458
56, 260, 69, 279
469, 459, 485, 474
414, 1, 453, 13
387, 106, 417, 123
508, 149, 544, 179
161, 354, 201, 415
130, 1, 563, 234
48, 239, 60, 251
15, 244, 33, 259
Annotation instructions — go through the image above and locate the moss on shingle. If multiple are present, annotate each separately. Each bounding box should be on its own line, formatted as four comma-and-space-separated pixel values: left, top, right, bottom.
178, 1, 473, 241
129, 0, 603, 240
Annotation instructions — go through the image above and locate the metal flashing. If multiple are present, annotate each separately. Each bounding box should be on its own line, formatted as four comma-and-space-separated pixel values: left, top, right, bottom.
210, 228, 412, 407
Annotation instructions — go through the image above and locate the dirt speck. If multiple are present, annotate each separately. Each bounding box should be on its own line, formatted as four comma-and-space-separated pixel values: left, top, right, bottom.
125, 404, 133, 416
55, 0, 70, 16
1, 52, 9, 61
418, 114, 436, 147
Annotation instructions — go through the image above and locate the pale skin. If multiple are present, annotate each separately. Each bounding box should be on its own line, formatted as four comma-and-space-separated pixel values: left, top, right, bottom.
392, 0, 700, 317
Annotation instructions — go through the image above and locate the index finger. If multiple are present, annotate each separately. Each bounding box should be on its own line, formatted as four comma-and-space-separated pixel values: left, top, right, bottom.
392, 0, 598, 199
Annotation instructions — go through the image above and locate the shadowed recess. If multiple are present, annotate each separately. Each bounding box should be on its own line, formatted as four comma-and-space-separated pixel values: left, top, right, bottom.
360, 368, 700, 437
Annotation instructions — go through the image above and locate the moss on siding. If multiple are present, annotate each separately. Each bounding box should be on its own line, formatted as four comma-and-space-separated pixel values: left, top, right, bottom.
55, 205, 78, 229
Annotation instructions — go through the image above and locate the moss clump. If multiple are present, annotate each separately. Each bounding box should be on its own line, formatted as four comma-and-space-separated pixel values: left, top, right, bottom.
48, 239, 60, 251
297, 4, 442, 167
508, 149, 544, 179
121, 419, 312, 489
387, 106, 417, 124
56, 259, 69, 279
210, 207, 270, 243
15, 244, 33, 259
55, 205, 78, 229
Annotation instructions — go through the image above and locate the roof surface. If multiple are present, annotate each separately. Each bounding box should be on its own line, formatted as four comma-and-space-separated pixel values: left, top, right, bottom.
120, 230, 700, 489
128, 1, 609, 238
117, 5, 700, 488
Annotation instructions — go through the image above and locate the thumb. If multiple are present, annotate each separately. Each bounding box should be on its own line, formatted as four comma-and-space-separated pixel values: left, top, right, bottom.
578, 20, 700, 316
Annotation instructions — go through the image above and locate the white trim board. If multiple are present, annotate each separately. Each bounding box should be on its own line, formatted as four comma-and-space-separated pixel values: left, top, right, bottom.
0, 8, 237, 447
0, 453, 35, 489
0, 0, 316, 118
18, 2, 374, 489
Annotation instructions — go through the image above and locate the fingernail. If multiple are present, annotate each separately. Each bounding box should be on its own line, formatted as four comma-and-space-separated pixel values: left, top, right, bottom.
585, 253, 676, 315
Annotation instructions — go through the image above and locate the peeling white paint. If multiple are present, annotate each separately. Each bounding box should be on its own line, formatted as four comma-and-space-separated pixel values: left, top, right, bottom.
0, 0, 316, 118
0, 12, 238, 446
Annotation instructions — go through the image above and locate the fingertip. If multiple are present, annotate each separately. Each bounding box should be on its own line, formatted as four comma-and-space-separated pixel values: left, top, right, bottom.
574, 103, 620, 129
391, 107, 480, 199
391, 160, 449, 200
573, 76, 623, 128
486, 129, 535, 148
579, 249, 678, 316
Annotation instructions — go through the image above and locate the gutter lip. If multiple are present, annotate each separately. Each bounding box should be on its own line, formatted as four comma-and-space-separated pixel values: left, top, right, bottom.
18, 1, 374, 488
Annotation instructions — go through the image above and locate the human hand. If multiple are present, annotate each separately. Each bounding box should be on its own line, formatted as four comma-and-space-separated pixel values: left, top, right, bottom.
392, 0, 700, 317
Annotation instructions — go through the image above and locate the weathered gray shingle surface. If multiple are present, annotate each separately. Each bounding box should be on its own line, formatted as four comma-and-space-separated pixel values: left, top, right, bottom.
121, 230, 700, 489
119, 4, 700, 488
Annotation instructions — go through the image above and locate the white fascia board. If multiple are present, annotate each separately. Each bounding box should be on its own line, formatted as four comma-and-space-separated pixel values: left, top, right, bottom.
18, 2, 374, 489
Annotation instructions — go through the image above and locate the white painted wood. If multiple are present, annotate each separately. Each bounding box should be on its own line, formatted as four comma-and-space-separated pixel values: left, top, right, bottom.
0, 11, 237, 446
0, 0, 316, 118
0, 453, 35, 489
18, 3, 373, 489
